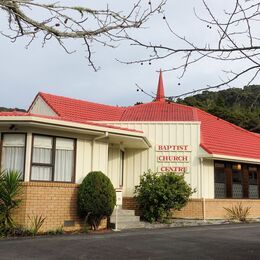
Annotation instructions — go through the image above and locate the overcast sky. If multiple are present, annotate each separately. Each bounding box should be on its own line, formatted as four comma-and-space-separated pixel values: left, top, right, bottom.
0, 0, 258, 110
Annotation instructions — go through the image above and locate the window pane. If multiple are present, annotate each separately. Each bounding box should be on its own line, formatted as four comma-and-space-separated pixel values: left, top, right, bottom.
232, 170, 243, 198
54, 138, 74, 182
214, 162, 226, 198
1, 134, 25, 178
32, 136, 53, 164
248, 167, 259, 199
31, 166, 52, 181
32, 147, 52, 164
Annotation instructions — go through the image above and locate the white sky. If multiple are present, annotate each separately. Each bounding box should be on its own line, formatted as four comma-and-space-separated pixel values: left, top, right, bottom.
0, 0, 259, 109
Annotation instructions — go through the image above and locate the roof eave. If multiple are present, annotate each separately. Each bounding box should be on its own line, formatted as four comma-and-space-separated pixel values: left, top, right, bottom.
200, 153, 260, 165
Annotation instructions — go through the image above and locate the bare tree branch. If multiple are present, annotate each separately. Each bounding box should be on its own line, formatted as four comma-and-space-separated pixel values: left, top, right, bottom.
0, 0, 166, 70
121, 0, 260, 96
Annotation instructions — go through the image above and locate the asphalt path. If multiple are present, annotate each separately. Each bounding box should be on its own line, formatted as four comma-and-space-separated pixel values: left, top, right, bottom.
0, 223, 260, 260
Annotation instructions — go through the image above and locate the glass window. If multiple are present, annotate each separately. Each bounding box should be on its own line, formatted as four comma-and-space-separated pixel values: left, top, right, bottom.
1, 134, 26, 179
31, 135, 75, 182
232, 164, 243, 199
214, 161, 259, 199
214, 162, 226, 198
54, 138, 74, 182
248, 166, 259, 199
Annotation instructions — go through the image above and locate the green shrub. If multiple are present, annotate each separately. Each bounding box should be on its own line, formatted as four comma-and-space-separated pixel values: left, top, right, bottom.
77, 171, 116, 230
0, 170, 23, 230
28, 215, 46, 236
134, 170, 193, 223
224, 203, 251, 222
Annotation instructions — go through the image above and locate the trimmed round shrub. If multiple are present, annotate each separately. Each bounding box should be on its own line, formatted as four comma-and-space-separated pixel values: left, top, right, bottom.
134, 170, 193, 223
77, 171, 116, 230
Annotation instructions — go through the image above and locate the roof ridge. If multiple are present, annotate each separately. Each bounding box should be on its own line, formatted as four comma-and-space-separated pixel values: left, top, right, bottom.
39, 92, 125, 110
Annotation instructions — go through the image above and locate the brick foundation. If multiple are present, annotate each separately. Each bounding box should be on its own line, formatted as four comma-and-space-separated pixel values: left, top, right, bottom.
123, 197, 260, 219
12, 182, 107, 232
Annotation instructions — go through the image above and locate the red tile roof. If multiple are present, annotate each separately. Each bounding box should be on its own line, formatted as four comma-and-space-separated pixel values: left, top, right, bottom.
197, 109, 260, 160
39, 92, 125, 121
29, 92, 260, 160
23, 71, 260, 161
121, 102, 197, 121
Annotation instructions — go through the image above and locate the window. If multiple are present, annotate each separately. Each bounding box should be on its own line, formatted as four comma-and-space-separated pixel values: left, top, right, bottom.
1, 133, 26, 179
31, 135, 75, 182
232, 164, 243, 198
248, 166, 258, 199
214, 161, 260, 199
214, 163, 226, 198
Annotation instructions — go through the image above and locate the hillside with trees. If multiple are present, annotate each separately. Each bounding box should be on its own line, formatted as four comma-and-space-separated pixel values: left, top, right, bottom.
0, 107, 25, 113
177, 85, 260, 133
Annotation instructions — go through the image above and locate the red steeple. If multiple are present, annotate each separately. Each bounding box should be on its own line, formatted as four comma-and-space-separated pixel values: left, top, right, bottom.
155, 70, 165, 102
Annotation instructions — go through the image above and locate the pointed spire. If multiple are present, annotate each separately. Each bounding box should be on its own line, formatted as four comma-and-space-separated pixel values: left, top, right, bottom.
155, 70, 165, 102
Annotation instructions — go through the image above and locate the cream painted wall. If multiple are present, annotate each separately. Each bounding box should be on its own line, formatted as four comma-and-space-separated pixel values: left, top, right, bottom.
201, 159, 215, 199
107, 146, 121, 188
107, 122, 206, 198
29, 96, 57, 116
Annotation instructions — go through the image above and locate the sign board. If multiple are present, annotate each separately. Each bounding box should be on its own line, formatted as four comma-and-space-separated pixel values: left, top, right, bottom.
156, 145, 191, 152
156, 144, 191, 174
158, 166, 190, 173
157, 155, 190, 163
115, 188, 123, 206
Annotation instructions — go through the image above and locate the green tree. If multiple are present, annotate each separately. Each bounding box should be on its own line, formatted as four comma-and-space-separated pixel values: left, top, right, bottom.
178, 85, 260, 133
77, 171, 116, 230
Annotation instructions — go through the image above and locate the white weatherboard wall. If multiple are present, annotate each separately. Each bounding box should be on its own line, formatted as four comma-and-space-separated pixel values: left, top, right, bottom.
106, 122, 212, 198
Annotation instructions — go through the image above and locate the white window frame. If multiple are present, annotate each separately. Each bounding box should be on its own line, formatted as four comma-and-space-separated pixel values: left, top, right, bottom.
30, 134, 76, 183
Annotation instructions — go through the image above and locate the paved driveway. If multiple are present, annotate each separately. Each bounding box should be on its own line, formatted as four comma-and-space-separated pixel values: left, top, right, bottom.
0, 223, 260, 260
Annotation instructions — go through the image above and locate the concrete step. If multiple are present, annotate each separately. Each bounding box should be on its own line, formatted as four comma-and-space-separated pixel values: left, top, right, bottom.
110, 215, 140, 223
111, 209, 136, 216
111, 221, 146, 230
110, 208, 144, 230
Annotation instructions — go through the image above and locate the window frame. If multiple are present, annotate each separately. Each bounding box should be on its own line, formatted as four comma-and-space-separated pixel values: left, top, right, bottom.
214, 160, 260, 199
30, 134, 76, 183
0, 132, 27, 181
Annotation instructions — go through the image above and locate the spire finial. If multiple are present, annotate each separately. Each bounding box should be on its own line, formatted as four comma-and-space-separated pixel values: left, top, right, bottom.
155, 69, 165, 102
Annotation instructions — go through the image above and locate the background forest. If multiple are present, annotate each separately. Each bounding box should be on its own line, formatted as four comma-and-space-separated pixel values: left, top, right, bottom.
177, 85, 260, 133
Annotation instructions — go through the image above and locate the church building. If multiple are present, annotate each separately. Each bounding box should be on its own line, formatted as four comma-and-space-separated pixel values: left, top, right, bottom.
0, 72, 259, 230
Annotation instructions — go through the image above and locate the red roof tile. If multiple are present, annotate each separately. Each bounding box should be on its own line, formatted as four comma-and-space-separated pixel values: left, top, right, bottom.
121, 102, 197, 121
197, 109, 260, 160
39, 92, 125, 121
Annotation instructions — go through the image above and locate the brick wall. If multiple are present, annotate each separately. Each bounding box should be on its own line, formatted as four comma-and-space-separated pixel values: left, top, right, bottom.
12, 182, 83, 232
123, 197, 260, 220
204, 199, 260, 219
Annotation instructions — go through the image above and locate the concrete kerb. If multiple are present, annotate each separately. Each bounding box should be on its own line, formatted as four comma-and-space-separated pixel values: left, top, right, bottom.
1, 218, 260, 241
